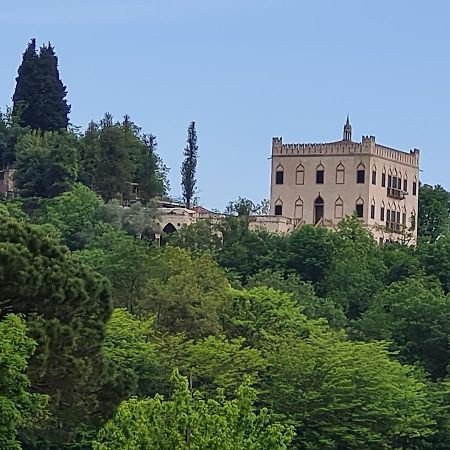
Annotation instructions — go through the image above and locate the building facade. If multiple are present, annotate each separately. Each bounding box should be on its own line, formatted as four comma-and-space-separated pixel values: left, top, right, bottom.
269, 118, 420, 243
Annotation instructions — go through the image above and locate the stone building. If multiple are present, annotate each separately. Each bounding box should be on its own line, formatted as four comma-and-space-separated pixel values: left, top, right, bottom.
269, 118, 420, 243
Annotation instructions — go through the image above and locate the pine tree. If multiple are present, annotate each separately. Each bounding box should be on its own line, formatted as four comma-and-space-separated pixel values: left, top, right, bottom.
181, 121, 198, 209
12, 40, 70, 131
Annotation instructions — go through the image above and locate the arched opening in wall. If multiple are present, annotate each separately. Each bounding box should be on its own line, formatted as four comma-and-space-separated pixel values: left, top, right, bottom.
336, 163, 345, 184
403, 173, 408, 192
294, 197, 303, 219
371, 198, 376, 219
380, 201, 385, 221
402, 206, 407, 226
356, 163, 365, 184
355, 197, 364, 218
314, 195, 324, 225
316, 163, 325, 184
372, 164, 377, 185
382, 167, 386, 187
274, 198, 283, 216
410, 210, 417, 230
275, 164, 284, 185
334, 197, 344, 219
413, 176, 418, 195
388, 169, 393, 188
163, 223, 177, 234
296, 163, 305, 185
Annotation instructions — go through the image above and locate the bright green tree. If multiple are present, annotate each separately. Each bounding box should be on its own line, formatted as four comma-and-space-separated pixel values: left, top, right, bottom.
181, 121, 198, 208
93, 371, 294, 450
418, 184, 450, 242
0, 315, 48, 450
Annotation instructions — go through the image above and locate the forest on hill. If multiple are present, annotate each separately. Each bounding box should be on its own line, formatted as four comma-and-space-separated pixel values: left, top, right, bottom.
2, 40, 450, 450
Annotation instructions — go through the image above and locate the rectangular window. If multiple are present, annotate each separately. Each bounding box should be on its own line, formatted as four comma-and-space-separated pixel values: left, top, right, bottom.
371, 204, 375, 219
372, 170, 376, 185
357, 170, 365, 184
388, 175, 392, 188
392, 176, 397, 189
396, 211, 400, 224
380, 207, 385, 221
413, 181, 417, 195
275, 170, 284, 185
274, 204, 283, 216
381, 173, 386, 187
356, 204, 364, 218
403, 179, 408, 192
386, 209, 391, 222
316, 170, 324, 184
296, 170, 304, 185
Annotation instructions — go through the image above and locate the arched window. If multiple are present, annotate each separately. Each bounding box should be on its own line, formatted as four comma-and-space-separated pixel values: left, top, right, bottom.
402, 206, 407, 226
371, 164, 377, 185
381, 167, 386, 187
370, 198, 376, 219
356, 163, 365, 184
355, 197, 364, 218
410, 209, 416, 230
413, 176, 418, 195
275, 164, 284, 185
386, 203, 392, 223
316, 163, 325, 184
314, 195, 324, 224
403, 173, 408, 193
388, 169, 392, 188
334, 196, 344, 219
336, 163, 345, 184
380, 201, 385, 221
294, 197, 303, 219
296, 163, 305, 185
274, 198, 283, 216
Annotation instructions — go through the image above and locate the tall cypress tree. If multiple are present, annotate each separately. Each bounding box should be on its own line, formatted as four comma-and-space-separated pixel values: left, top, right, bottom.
12, 40, 70, 131
181, 121, 198, 209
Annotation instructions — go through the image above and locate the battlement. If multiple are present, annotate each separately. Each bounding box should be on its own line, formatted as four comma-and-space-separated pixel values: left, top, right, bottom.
272, 135, 420, 167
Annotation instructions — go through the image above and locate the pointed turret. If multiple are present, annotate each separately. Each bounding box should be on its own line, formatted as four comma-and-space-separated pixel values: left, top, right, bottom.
343, 115, 352, 141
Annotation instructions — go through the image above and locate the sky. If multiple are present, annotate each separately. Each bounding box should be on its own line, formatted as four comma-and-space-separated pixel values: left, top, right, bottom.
1, 0, 449, 210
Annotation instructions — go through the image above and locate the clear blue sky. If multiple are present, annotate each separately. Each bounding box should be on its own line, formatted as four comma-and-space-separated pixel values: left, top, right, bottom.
1, 0, 449, 210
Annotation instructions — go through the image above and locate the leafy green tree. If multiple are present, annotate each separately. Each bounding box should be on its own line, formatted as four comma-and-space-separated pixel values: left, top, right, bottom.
93, 371, 294, 450
381, 242, 424, 284
0, 315, 48, 450
181, 121, 198, 208
247, 269, 347, 328
95, 114, 131, 201
264, 330, 434, 449
14, 130, 79, 198
39, 183, 103, 249
357, 278, 450, 379
13, 40, 70, 131
226, 197, 259, 216
78, 120, 101, 189
419, 184, 450, 242
0, 108, 28, 167
0, 217, 126, 447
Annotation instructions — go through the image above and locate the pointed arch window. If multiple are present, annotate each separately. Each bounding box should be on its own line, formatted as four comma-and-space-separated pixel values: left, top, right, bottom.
314, 196, 324, 224
410, 210, 416, 230
334, 197, 344, 219
275, 164, 284, 185
388, 169, 392, 188
355, 197, 364, 218
370, 199, 376, 219
413, 176, 417, 195
371, 164, 377, 185
274, 198, 283, 216
294, 197, 303, 219
316, 163, 324, 184
336, 163, 345, 184
296, 163, 305, 185
380, 201, 385, 221
381, 167, 386, 187
356, 163, 365, 184
403, 174, 408, 193
402, 206, 407, 226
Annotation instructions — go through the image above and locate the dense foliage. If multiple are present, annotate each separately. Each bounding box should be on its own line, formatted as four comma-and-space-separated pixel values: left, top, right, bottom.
2, 39, 450, 449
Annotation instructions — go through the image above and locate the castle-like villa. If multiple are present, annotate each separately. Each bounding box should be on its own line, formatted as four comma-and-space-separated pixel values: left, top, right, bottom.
269, 118, 420, 243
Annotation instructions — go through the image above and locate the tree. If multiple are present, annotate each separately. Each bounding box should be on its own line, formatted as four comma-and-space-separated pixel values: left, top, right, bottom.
14, 130, 79, 198
78, 120, 101, 189
418, 184, 450, 242
0, 217, 126, 447
93, 371, 294, 450
0, 315, 47, 450
13, 40, 70, 131
181, 121, 198, 209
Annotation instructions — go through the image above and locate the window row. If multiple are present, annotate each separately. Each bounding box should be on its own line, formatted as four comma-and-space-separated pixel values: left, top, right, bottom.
274, 196, 416, 228
275, 163, 417, 195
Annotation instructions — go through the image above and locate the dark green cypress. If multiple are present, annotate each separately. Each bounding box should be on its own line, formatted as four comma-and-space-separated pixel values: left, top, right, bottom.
12, 40, 70, 131
181, 121, 198, 209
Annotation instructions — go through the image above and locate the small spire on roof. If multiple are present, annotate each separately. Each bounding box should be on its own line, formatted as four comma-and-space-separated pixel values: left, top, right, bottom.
343, 115, 352, 141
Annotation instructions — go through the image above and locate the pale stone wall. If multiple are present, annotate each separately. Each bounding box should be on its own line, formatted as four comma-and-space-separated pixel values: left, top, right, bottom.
269, 128, 420, 244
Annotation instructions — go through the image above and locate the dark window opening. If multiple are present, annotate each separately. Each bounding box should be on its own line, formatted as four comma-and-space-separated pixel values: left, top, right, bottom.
274, 204, 283, 216
356, 204, 364, 218
413, 181, 417, 195
379, 237, 384, 245
402, 213, 406, 226
316, 170, 324, 184
371, 204, 375, 219
276, 170, 284, 185
314, 196, 324, 224
381, 207, 385, 221
357, 169, 365, 184
411, 214, 416, 230
396, 211, 400, 223
386, 209, 391, 222
403, 179, 408, 192
381, 173, 386, 187
388, 175, 392, 188
372, 170, 376, 185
